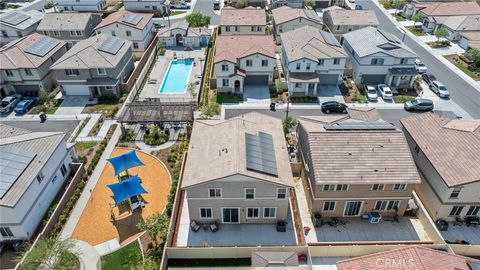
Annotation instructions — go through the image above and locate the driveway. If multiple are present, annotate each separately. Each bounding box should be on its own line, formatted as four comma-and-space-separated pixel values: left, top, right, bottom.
55, 96, 89, 115
317, 85, 345, 104
243, 85, 271, 105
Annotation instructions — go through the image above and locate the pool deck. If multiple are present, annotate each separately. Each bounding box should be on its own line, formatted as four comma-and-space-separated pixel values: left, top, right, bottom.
139, 47, 205, 102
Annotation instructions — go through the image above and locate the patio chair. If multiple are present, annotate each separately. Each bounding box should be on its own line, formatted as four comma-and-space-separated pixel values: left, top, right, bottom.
129, 196, 144, 211
190, 220, 200, 232
209, 221, 219, 232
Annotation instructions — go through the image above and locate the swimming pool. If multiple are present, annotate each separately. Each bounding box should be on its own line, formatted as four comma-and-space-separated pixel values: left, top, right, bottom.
159, 59, 193, 94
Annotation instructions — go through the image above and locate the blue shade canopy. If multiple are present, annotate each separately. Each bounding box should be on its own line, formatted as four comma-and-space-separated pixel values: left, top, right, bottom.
107, 150, 145, 176
107, 175, 147, 206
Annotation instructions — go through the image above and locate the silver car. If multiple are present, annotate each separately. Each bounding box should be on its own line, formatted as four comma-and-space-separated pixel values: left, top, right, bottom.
430, 81, 450, 98
363, 85, 378, 101
0, 95, 22, 114
404, 98, 434, 111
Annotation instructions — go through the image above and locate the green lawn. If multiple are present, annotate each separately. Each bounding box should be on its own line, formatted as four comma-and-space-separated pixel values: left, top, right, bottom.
91, 103, 119, 112
170, 10, 186, 16
406, 26, 426, 36
353, 91, 367, 103
394, 14, 405, 21
75, 141, 98, 150
214, 94, 243, 104
101, 241, 143, 270
393, 95, 416, 103
29, 100, 60, 114
453, 62, 480, 80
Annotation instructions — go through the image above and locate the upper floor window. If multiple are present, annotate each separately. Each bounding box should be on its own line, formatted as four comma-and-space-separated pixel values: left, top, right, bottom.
247, 207, 260, 218
261, 60, 268, 67
208, 188, 221, 198
16, 31, 22, 37
126, 30, 132, 37
97, 68, 106, 75
400, 58, 407, 64
65, 69, 79, 76
318, 59, 324, 66
246, 59, 253, 67
53, 30, 60, 37
0, 227, 14, 237
336, 25, 343, 31
251, 26, 262, 32
111, 30, 116, 36
323, 184, 348, 191
277, 188, 287, 199
24, 68, 33, 76
235, 26, 240, 32
371, 58, 384, 65
225, 26, 231, 32
36, 173, 44, 183
323, 201, 336, 211
449, 187, 461, 199
295, 83, 302, 88
5, 70, 14, 77
60, 164, 67, 177
296, 63, 301, 70
306, 63, 311, 70
393, 184, 407, 191
245, 188, 255, 200
70, 30, 82, 36
278, 25, 283, 33
336, 184, 348, 191
333, 58, 341, 65
1, 30, 8, 37
133, 42, 139, 49
221, 64, 229, 71
348, 25, 353, 32
372, 184, 384, 191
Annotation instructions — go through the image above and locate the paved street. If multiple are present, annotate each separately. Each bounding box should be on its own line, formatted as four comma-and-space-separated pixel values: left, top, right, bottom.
358, 0, 480, 118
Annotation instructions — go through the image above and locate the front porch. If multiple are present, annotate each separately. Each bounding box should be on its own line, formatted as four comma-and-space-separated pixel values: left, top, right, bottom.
287, 73, 320, 97
387, 68, 417, 90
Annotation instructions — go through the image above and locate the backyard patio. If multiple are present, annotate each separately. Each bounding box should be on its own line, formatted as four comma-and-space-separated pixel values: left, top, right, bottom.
441, 224, 480, 245
71, 148, 171, 246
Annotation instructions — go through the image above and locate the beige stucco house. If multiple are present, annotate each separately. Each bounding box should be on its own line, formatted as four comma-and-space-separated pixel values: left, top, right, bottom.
401, 113, 480, 222
181, 112, 294, 225
297, 108, 421, 218
157, 21, 211, 48
218, 7, 266, 36
272, 6, 323, 44
322, 9, 379, 42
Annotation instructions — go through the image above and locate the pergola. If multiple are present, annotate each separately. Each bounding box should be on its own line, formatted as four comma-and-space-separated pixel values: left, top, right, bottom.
118, 99, 196, 123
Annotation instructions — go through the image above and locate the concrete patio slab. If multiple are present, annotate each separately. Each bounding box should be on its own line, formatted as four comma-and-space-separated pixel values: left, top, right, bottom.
243, 85, 271, 105
440, 224, 480, 245
56, 95, 89, 115
312, 257, 349, 270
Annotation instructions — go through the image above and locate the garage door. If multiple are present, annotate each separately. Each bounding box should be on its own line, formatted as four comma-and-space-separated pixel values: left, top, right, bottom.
319, 74, 340, 85
63, 85, 90, 96
244, 75, 269, 86
361, 75, 386, 85
13, 84, 40, 94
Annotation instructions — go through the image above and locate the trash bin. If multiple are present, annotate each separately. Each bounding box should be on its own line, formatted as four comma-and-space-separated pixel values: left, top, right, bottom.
39, 112, 47, 122
270, 102, 276, 111
313, 213, 322, 227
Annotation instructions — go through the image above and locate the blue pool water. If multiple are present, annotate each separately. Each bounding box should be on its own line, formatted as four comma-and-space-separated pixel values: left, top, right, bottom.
159, 59, 193, 94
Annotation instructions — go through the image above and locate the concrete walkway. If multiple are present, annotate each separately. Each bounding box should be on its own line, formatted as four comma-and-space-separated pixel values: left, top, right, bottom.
77, 114, 101, 138
293, 178, 318, 243
71, 239, 101, 270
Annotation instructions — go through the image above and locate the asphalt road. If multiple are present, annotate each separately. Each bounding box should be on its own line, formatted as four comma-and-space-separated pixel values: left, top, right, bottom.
155, 0, 220, 26
358, 0, 480, 118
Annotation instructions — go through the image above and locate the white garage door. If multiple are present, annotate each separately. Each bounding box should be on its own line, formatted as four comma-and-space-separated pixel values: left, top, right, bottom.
63, 85, 90, 96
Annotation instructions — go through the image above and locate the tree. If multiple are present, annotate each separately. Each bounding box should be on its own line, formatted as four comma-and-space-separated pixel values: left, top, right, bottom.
433, 27, 448, 42
235, 0, 245, 8
134, 258, 159, 270
411, 13, 424, 27
465, 48, 480, 69
187, 82, 197, 99
282, 116, 295, 135
38, 90, 49, 105
137, 213, 169, 248
304, 0, 315, 9
16, 237, 77, 270
394, 0, 406, 14
186, 12, 211, 27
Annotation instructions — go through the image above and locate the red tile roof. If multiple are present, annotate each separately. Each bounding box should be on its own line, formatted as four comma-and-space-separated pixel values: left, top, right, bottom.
94, 11, 152, 31
214, 35, 275, 64
337, 246, 480, 270
420, 2, 480, 16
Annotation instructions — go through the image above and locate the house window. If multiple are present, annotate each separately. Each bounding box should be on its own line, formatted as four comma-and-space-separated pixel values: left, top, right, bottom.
5, 70, 13, 77
466, 206, 480, 216
400, 58, 407, 64
247, 207, 260, 218
51, 175, 58, 183
318, 59, 324, 65
126, 30, 132, 37
449, 206, 464, 216
24, 69, 33, 76
16, 31, 22, 37
278, 25, 283, 33
333, 58, 341, 65
414, 144, 420, 154
53, 30, 60, 36
245, 188, 255, 200
336, 25, 343, 31
152, 5, 157, 10
36, 173, 44, 183
323, 184, 335, 191
60, 164, 67, 176
222, 79, 229, 87
133, 42, 139, 49
246, 60, 253, 67
336, 184, 348, 191
372, 184, 384, 191
221, 64, 229, 71
199, 207, 212, 218
261, 60, 268, 67
0, 227, 14, 237
449, 187, 461, 199
393, 184, 407, 191
225, 26, 231, 32
323, 201, 336, 211
348, 25, 353, 32
65, 69, 79, 76
371, 58, 384, 65
263, 207, 276, 218
97, 68, 106, 75
277, 188, 287, 199
208, 188, 221, 198
235, 26, 240, 32
70, 30, 81, 36
111, 30, 116, 36
251, 26, 261, 32
306, 63, 311, 70
375, 200, 400, 211
1, 30, 8, 37
296, 63, 301, 70
295, 83, 301, 88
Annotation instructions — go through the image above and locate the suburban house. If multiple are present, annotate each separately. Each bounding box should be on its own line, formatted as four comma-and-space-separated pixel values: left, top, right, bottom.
228, 0, 266, 8
418, 2, 480, 33
56, 0, 107, 12
439, 15, 480, 42
50, 34, 134, 97
36, 13, 102, 50
0, 10, 44, 45
297, 108, 421, 218
322, 9, 379, 42
0, 33, 67, 96
336, 246, 480, 270
214, 35, 275, 94
0, 124, 76, 241
94, 11, 154, 53
280, 26, 347, 97
270, 0, 303, 9
459, 32, 480, 50
343, 27, 418, 88
272, 6, 323, 44
123, 0, 170, 15
400, 113, 480, 222
181, 112, 293, 225
157, 21, 211, 48
219, 7, 266, 36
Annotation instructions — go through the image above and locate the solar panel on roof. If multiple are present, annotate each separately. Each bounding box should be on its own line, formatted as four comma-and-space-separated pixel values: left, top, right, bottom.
0, 12, 30, 26
98, 36, 125, 55
24, 36, 60, 57
324, 122, 396, 131
0, 145, 36, 198
122, 13, 142, 25
320, 30, 340, 47
245, 132, 278, 177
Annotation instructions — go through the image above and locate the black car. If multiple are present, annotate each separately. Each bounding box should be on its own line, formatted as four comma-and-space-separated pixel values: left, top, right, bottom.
421, 73, 437, 86
321, 101, 348, 114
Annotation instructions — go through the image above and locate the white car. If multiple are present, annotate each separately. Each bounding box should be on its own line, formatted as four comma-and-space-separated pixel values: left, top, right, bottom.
170, 2, 190, 9
415, 59, 427, 73
363, 85, 378, 101
377, 84, 393, 100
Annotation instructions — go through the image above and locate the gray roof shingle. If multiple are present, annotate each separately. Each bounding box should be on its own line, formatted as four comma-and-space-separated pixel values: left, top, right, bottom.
37, 13, 101, 31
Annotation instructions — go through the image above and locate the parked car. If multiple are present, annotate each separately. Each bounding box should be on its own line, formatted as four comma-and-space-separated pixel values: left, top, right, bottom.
355, 4, 363, 9
170, 2, 190, 9
14, 98, 37, 114
153, 22, 166, 29
429, 81, 450, 98
213, 0, 220, 10
321, 101, 348, 114
415, 59, 427, 73
404, 98, 434, 111
0, 94, 22, 114
377, 84, 393, 100
363, 85, 378, 101
421, 73, 437, 86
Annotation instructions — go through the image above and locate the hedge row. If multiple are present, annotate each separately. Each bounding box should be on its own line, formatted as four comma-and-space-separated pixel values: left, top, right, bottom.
165, 141, 189, 217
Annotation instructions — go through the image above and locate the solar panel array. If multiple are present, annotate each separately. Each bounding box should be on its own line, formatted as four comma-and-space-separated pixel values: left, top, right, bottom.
0, 12, 29, 26
245, 132, 278, 177
98, 36, 125, 55
0, 145, 36, 198
324, 122, 396, 131
24, 36, 60, 57
122, 13, 142, 25
320, 30, 340, 47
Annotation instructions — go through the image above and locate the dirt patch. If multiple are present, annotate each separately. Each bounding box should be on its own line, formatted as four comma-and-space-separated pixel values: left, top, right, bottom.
341, 78, 365, 103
